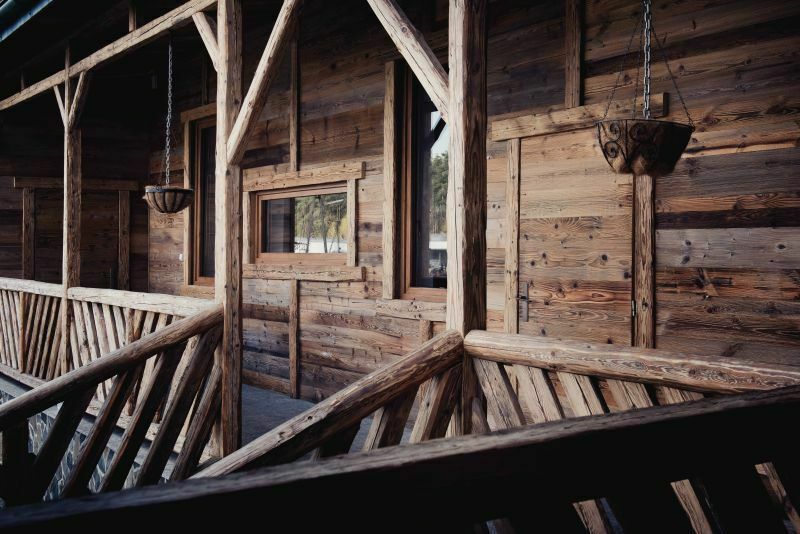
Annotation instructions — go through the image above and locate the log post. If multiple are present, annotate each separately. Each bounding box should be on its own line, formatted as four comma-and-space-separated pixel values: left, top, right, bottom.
215, 0, 243, 455
633, 173, 655, 348
446, 0, 487, 433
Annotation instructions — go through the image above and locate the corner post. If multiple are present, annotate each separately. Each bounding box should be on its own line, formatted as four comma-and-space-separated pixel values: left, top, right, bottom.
215, 0, 243, 455
446, 0, 487, 432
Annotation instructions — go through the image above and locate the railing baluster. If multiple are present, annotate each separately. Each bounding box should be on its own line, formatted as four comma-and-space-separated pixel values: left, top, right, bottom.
61, 365, 145, 498
409, 365, 462, 443
26, 386, 96, 503
137, 326, 221, 486
100, 342, 186, 492
362, 387, 417, 451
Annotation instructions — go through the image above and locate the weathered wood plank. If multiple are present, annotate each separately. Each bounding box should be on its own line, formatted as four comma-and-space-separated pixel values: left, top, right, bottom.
242, 162, 365, 192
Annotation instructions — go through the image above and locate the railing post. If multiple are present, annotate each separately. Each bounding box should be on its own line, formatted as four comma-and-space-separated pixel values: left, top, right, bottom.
18, 292, 27, 372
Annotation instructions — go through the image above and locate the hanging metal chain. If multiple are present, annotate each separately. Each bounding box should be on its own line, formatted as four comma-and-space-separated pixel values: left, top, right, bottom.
642, 0, 652, 119
162, 38, 174, 186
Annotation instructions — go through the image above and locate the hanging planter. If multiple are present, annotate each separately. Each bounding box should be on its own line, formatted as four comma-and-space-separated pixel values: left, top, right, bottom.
145, 36, 193, 215
144, 185, 194, 214
596, 0, 694, 177
597, 119, 692, 176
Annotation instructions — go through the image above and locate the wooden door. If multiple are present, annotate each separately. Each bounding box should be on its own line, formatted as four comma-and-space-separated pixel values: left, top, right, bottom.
517, 128, 633, 345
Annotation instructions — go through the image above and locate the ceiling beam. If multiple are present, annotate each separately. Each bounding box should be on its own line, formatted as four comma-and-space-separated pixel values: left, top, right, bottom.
0, 0, 217, 111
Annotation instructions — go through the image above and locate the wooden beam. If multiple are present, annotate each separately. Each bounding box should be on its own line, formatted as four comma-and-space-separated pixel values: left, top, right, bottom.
7, 386, 800, 529
215, 0, 244, 455
21, 188, 35, 280
347, 179, 357, 267
243, 162, 365, 192
464, 330, 800, 394
12, 176, 139, 191
243, 264, 365, 282
489, 93, 667, 142
564, 0, 583, 108
68, 287, 212, 316
448, 0, 487, 437
288, 26, 299, 172
0, 0, 218, 111
366, 0, 449, 123
503, 139, 520, 334
118, 191, 130, 290
183, 121, 194, 285
67, 72, 91, 131
381, 62, 400, 300
192, 12, 220, 73
633, 173, 655, 348
288, 279, 299, 398
60, 128, 80, 375
53, 87, 67, 128
446, 0, 487, 335
226, 0, 302, 166
128, 0, 137, 31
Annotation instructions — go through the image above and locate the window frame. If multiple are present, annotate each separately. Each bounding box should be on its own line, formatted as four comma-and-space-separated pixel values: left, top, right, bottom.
191, 116, 217, 287
399, 65, 447, 303
254, 181, 350, 266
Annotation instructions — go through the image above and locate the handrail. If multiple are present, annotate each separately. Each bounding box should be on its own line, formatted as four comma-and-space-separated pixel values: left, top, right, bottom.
0, 304, 222, 430
68, 287, 212, 316
464, 330, 800, 394
195, 329, 464, 477
0, 277, 61, 297
4, 385, 798, 530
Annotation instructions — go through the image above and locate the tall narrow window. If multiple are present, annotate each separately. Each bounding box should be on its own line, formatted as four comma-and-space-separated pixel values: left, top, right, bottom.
256, 183, 349, 265
193, 119, 216, 284
401, 67, 449, 299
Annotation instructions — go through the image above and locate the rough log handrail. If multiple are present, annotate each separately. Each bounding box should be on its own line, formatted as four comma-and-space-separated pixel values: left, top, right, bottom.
464, 330, 800, 394
0, 304, 222, 430
0, 278, 61, 298
68, 287, 212, 317
0, 0, 218, 111
3, 385, 798, 530
195, 329, 464, 477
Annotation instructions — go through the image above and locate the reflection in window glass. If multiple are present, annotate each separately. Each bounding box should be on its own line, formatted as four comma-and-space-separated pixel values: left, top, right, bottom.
410, 75, 448, 288
261, 192, 348, 254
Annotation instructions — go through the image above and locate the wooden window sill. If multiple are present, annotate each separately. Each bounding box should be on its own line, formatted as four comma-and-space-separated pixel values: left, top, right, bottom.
243, 263, 365, 282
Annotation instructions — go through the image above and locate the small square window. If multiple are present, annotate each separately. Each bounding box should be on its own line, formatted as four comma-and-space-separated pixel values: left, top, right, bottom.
255, 183, 349, 265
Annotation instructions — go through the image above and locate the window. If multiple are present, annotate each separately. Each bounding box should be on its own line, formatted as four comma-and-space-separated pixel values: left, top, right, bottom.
255, 182, 349, 264
401, 67, 449, 299
193, 118, 216, 285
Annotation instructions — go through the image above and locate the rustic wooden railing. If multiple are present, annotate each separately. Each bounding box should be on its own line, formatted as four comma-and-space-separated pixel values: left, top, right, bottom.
2, 384, 798, 531
0, 278, 211, 408
0, 304, 222, 505
463, 330, 800, 533
195, 329, 464, 477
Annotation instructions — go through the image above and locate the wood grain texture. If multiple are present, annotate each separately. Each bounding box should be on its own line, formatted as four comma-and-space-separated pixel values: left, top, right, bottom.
243, 263, 365, 282
192, 12, 220, 73
117, 190, 130, 290
21, 188, 34, 279
447, 0, 487, 335
633, 173, 654, 348
564, 0, 583, 108
465, 330, 800, 394
381, 61, 400, 300
504, 138, 520, 334
288, 279, 299, 398
243, 161, 365, 192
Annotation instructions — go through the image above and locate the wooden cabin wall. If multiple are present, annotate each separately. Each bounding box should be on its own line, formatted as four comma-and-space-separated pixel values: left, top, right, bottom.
0, 75, 151, 290
142, 0, 800, 401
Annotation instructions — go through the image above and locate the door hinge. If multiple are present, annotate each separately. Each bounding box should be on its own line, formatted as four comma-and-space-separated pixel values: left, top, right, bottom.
631, 300, 637, 318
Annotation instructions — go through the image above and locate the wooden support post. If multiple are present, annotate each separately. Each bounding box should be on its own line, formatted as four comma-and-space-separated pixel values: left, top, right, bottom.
447, 0, 487, 435
504, 138, 520, 335
564, 0, 583, 108
215, 0, 243, 455
128, 0, 137, 32
21, 188, 34, 280
347, 179, 357, 267
192, 12, 220, 73
182, 121, 194, 286
288, 26, 299, 172
288, 279, 299, 398
381, 61, 400, 300
118, 191, 130, 290
633, 173, 655, 348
